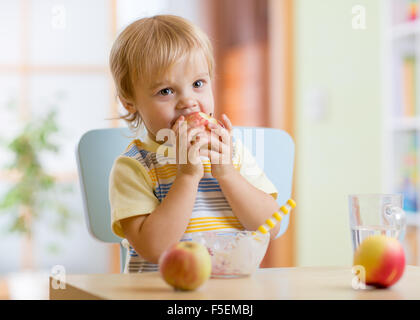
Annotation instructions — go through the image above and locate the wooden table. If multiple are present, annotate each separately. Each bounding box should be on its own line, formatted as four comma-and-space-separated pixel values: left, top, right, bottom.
49, 266, 420, 300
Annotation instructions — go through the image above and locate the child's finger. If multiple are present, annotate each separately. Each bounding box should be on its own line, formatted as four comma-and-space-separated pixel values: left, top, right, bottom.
187, 126, 206, 146
199, 148, 229, 165
207, 121, 218, 131
189, 119, 204, 129
177, 126, 206, 163
206, 132, 222, 153
192, 134, 209, 150
221, 114, 233, 132
176, 119, 202, 140
172, 115, 185, 134
208, 125, 231, 142
189, 135, 209, 164
206, 132, 232, 156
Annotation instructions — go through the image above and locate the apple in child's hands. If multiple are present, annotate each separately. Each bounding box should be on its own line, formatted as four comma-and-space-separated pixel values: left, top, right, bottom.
353, 235, 405, 288
185, 112, 220, 150
159, 241, 212, 291
185, 112, 219, 129
185, 112, 224, 146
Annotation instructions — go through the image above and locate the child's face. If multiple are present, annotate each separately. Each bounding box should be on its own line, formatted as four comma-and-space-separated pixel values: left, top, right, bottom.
134, 50, 214, 142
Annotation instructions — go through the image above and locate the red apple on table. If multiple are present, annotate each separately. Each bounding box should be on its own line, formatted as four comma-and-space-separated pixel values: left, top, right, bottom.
353, 235, 405, 288
159, 241, 212, 291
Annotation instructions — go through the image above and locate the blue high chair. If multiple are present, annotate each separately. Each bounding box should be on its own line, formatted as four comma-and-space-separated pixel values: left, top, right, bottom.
76, 127, 295, 272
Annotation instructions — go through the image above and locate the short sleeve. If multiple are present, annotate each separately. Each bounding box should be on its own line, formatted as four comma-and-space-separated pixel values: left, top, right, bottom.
109, 156, 160, 238
234, 139, 278, 200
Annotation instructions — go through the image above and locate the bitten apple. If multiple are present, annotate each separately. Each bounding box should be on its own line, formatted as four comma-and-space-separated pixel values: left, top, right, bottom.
159, 241, 212, 291
185, 112, 219, 128
353, 235, 405, 288
185, 112, 220, 153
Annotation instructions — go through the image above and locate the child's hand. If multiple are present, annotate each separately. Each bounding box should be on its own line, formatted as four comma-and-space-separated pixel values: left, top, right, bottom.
172, 115, 208, 180
200, 114, 235, 180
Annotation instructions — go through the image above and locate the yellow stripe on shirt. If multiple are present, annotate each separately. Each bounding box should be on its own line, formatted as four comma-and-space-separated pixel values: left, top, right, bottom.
185, 225, 245, 233
186, 223, 244, 230
187, 218, 240, 226
189, 216, 239, 221
186, 216, 244, 232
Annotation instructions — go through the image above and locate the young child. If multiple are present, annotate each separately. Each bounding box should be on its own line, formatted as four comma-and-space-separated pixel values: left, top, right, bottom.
108, 15, 280, 273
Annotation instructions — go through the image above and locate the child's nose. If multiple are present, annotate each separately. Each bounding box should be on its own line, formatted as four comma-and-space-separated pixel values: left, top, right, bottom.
176, 97, 198, 110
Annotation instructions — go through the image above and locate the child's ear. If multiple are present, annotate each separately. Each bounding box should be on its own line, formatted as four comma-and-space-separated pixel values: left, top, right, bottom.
119, 96, 137, 114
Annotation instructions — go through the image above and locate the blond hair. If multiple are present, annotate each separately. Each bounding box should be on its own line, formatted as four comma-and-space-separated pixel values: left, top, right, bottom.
109, 15, 215, 134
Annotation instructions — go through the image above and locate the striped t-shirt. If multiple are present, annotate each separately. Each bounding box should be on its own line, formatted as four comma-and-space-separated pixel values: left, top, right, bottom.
109, 133, 278, 273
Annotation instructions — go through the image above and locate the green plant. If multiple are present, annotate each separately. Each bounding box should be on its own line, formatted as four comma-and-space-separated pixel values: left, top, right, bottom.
0, 109, 76, 265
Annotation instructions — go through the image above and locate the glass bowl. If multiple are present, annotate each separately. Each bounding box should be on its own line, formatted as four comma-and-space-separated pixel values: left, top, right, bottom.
181, 231, 270, 278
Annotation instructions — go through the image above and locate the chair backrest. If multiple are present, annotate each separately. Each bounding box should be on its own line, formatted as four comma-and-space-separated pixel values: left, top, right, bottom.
233, 127, 295, 238
76, 126, 295, 243
76, 127, 133, 243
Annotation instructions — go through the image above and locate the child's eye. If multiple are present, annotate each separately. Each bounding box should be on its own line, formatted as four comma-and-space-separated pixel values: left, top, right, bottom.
193, 80, 205, 88
158, 88, 173, 96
